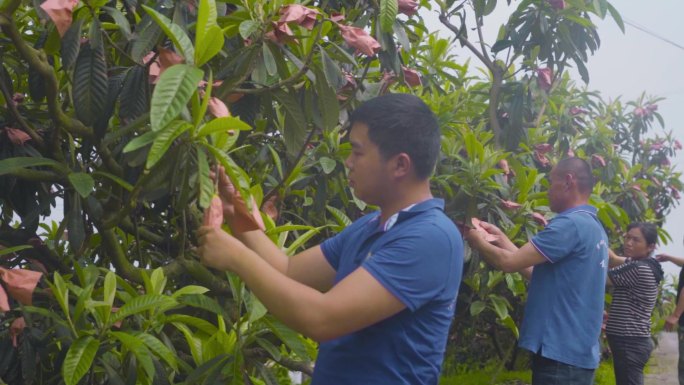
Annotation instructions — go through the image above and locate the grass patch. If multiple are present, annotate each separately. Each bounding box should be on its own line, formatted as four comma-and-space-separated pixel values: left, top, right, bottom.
440, 360, 615, 385
440, 368, 531, 385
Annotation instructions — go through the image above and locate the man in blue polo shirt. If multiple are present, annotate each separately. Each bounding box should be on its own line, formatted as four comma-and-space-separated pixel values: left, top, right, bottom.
466, 157, 608, 385
198, 93, 463, 384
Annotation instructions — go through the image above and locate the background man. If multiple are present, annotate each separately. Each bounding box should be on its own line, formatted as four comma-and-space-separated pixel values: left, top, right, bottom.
466, 158, 608, 385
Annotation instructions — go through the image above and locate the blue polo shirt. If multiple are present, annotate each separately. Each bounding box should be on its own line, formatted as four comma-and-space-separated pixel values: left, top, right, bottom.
522, 205, 608, 369
313, 198, 463, 385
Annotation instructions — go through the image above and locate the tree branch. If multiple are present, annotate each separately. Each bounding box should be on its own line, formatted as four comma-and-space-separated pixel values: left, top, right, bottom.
0, 62, 45, 150
0, 14, 93, 139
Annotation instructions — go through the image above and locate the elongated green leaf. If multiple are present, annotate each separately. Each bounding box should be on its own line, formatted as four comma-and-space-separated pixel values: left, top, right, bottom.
171, 285, 209, 298
62, 336, 100, 385
102, 6, 132, 40
162, 314, 217, 335
109, 332, 155, 379
120, 66, 149, 123
130, 15, 163, 63
110, 294, 178, 323
73, 43, 108, 126
488, 294, 509, 320
0, 157, 63, 175
272, 89, 308, 155
146, 121, 191, 168
122, 130, 156, 153
263, 317, 309, 358
0, 245, 32, 256
197, 116, 252, 138
319, 46, 344, 88
469, 300, 486, 316
103, 271, 116, 307
142, 5, 195, 64
262, 43, 277, 76
138, 333, 178, 371
150, 64, 203, 132
195, 0, 224, 66
172, 322, 204, 365
67, 194, 85, 251
313, 67, 339, 131
68, 172, 95, 198
285, 227, 326, 255
61, 18, 83, 70
379, 0, 398, 33
198, 149, 213, 209
177, 294, 227, 317
92, 171, 134, 192
605, 2, 625, 32
239, 20, 258, 39
326, 205, 351, 227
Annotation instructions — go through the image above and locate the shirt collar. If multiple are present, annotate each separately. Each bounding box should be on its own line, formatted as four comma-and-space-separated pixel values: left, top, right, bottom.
369, 198, 445, 231
558, 204, 597, 216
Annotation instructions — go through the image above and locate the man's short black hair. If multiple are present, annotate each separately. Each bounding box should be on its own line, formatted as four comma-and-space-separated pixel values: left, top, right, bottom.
349, 93, 440, 180
555, 157, 594, 194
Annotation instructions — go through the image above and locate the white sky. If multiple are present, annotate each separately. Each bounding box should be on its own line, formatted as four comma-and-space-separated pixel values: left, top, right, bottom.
422, 1, 684, 278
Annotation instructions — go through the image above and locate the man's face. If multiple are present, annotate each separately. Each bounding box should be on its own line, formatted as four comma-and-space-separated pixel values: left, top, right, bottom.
547, 168, 567, 213
344, 122, 390, 205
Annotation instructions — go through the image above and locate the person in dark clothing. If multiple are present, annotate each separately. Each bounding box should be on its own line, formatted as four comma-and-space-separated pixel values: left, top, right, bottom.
607, 222, 664, 385
656, 246, 684, 385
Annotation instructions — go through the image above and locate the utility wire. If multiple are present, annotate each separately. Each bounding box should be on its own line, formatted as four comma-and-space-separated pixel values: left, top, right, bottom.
623, 18, 684, 51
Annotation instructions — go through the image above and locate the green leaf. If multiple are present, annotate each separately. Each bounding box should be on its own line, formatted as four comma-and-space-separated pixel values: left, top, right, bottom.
326, 205, 351, 227
197, 22, 224, 66
162, 314, 217, 335
319, 47, 344, 89
68, 172, 95, 198
142, 5, 195, 64
605, 2, 625, 33
172, 322, 204, 365
62, 336, 100, 385
319, 157, 336, 174
262, 43, 277, 76
122, 130, 156, 153
92, 171, 134, 192
272, 89, 308, 156
313, 66, 339, 132
130, 15, 163, 63
103, 271, 116, 307
246, 292, 267, 323
239, 20, 259, 40
171, 285, 210, 298
177, 293, 227, 318
0, 157, 63, 175
150, 267, 167, 295
469, 300, 486, 316
146, 120, 192, 169
110, 294, 178, 323
120, 65, 150, 122
102, 6, 132, 40
379, 0, 398, 33
197, 116, 252, 138
67, 194, 85, 250
73, 43, 108, 126
198, 149, 213, 209
0, 245, 32, 257
138, 333, 179, 371
488, 294, 510, 320
109, 332, 155, 380
150, 64, 203, 132
285, 227, 326, 255
61, 18, 83, 70
263, 317, 309, 358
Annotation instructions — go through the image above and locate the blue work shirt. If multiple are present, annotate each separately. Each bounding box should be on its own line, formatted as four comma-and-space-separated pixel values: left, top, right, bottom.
523, 205, 608, 369
313, 198, 463, 385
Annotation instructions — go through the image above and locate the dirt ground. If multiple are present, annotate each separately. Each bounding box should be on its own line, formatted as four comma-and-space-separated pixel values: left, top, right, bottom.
646, 332, 680, 385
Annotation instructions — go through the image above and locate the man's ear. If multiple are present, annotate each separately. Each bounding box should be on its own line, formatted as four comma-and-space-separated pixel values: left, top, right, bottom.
393, 153, 412, 177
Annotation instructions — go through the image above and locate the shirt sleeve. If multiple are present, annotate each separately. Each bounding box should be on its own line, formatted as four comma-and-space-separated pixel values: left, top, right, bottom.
609, 262, 646, 288
362, 224, 461, 311
320, 214, 375, 270
530, 216, 579, 263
